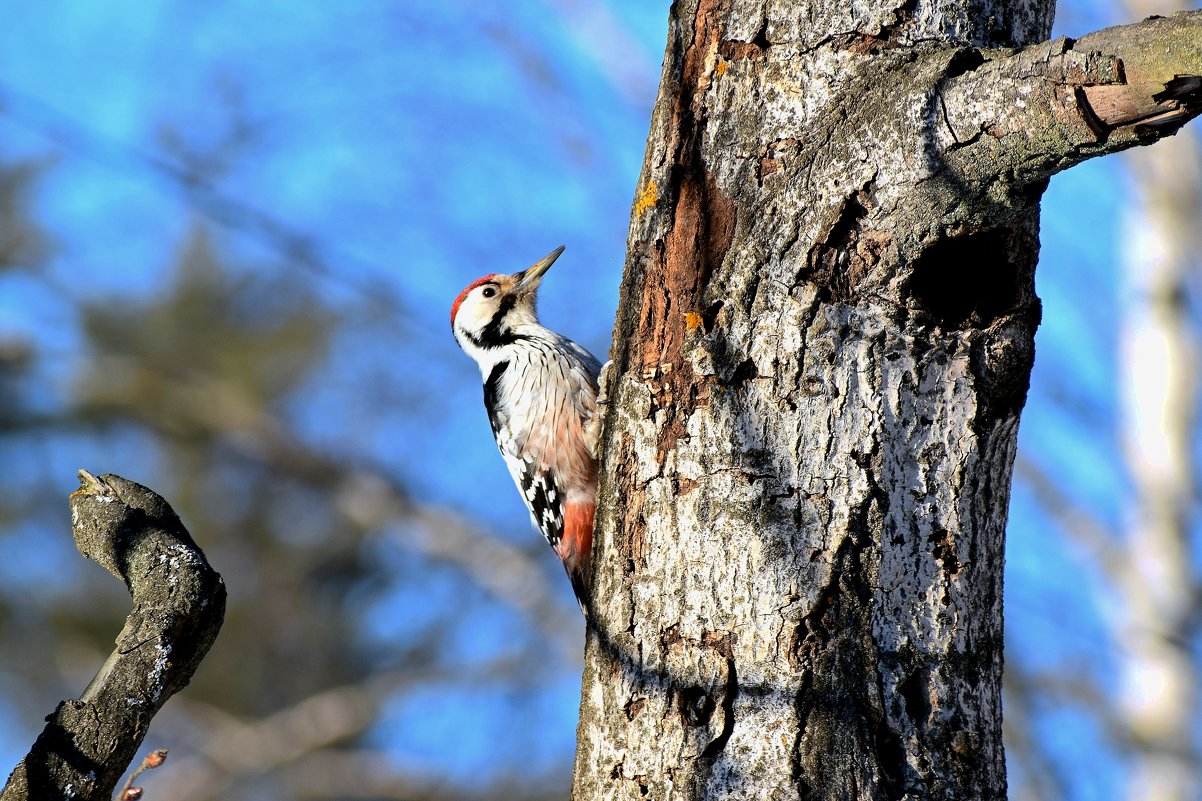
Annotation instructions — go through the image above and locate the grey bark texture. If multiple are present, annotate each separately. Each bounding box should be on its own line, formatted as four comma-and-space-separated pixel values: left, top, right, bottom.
2, 471, 226, 801
574, 3, 1202, 800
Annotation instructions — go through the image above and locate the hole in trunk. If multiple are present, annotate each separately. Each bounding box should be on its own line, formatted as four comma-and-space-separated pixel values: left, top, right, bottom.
908, 228, 1021, 328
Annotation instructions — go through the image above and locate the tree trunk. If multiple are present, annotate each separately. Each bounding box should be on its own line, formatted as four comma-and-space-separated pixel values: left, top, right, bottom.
573, 2, 1202, 799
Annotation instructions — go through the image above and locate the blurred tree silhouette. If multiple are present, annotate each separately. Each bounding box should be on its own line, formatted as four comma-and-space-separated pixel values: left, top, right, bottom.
0, 145, 576, 799
0, 159, 51, 272
76, 221, 355, 716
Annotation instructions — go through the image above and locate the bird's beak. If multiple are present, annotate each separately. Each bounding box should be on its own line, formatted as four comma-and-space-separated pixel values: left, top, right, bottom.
516, 245, 565, 293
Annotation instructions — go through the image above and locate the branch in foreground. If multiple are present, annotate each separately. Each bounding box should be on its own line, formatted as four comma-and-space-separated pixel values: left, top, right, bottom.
1, 471, 226, 801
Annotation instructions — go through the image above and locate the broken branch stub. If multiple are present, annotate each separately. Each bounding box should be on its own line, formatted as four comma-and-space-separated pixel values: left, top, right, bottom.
939, 12, 1202, 189
1, 471, 226, 801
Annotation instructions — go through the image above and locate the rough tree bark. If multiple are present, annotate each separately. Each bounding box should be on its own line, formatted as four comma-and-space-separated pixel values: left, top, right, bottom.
574, 3, 1202, 800
1, 471, 226, 801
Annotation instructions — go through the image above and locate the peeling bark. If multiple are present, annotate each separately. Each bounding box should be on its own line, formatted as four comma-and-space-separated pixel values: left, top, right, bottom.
575, 2, 1202, 800
1, 472, 226, 801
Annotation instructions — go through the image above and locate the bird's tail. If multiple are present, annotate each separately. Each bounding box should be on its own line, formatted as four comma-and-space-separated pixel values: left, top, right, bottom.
558, 501, 595, 616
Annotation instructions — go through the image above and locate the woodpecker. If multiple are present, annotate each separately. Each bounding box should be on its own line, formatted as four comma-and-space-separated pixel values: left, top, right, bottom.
451, 246, 602, 613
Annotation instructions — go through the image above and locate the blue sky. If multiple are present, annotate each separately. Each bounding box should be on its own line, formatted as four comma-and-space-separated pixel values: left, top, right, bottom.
0, 1, 1194, 798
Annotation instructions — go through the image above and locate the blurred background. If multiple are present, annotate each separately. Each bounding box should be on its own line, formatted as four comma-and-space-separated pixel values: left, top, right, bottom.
0, 2, 1197, 800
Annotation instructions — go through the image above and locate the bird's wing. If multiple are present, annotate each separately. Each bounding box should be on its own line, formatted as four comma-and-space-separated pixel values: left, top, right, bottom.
496, 422, 565, 548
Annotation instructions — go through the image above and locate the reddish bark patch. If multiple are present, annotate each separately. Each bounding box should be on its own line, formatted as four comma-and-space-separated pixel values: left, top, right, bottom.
642, 170, 734, 452
630, 0, 737, 457
610, 0, 737, 578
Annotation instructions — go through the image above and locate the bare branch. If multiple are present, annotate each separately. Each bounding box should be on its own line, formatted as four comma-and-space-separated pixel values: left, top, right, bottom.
116, 749, 169, 801
1080, 15, 1202, 135
940, 12, 1202, 186
1, 472, 225, 801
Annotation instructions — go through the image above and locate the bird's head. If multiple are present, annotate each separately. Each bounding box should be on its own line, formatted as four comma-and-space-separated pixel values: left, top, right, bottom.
451, 245, 564, 356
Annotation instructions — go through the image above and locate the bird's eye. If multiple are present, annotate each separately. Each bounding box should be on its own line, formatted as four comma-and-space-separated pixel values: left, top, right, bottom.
482, 286, 497, 298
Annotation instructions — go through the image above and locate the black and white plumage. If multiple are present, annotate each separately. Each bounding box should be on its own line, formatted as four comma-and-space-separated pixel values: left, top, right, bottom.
451, 246, 603, 611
